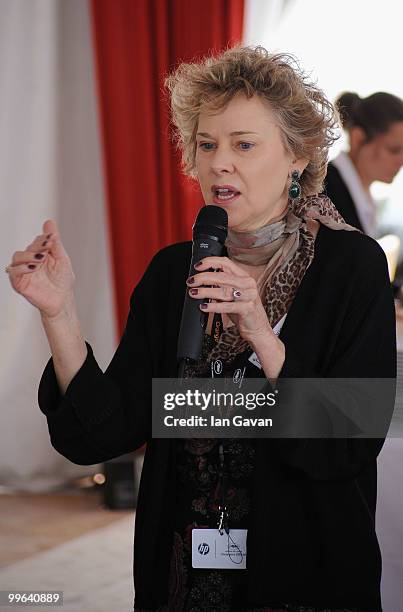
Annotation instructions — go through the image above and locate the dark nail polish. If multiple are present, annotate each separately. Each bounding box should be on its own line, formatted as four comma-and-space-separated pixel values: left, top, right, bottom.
200, 303, 208, 309
42, 241, 48, 246
34, 253, 44, 259
189, 288, 198, 295
46, 234, 52, 239
194, 260, 203, 268
187, 276, 194, 284
28, 264, 36, 270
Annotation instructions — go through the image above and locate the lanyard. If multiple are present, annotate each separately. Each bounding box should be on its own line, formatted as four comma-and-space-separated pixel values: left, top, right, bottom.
208, 314, 230, 533
216, 439, 230, 534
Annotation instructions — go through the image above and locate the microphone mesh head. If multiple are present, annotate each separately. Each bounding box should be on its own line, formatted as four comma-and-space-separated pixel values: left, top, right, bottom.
193, 205, 228, 243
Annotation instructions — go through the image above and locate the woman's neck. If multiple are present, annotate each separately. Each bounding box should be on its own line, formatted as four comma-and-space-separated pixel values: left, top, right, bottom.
347, 151, 373, 193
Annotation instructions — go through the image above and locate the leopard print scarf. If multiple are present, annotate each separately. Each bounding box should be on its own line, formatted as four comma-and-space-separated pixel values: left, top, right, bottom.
206, 194, 360, 365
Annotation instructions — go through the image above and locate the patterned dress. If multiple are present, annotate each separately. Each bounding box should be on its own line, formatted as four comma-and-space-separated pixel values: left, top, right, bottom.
161, 333, 358, 612
170, 435, 256, 611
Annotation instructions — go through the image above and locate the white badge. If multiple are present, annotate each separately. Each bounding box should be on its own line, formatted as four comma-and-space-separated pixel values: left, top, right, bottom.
248, 351, 262, 369
191, 528, 247, 569
272, 313, 287, 336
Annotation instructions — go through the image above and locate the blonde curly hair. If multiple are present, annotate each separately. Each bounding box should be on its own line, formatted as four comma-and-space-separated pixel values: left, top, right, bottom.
165, 45, 339, 196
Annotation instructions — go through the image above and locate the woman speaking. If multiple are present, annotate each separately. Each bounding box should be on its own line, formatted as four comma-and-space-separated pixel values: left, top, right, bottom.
6, 46, 396, 611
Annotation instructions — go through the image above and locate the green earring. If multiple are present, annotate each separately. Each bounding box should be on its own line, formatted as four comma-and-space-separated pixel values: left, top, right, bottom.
288, 170, 301, 199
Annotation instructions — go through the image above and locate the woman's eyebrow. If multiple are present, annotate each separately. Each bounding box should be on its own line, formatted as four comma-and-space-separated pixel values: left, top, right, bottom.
196, 130, 259, 137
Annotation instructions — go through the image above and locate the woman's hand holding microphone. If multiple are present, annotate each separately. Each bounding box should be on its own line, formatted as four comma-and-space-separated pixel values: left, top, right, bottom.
186, 256, 286, 379
6, 219, 87, 394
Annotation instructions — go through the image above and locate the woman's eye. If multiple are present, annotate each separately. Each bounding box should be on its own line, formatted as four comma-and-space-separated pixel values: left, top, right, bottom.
198, 142, 215, 151
238, 142, 254, 150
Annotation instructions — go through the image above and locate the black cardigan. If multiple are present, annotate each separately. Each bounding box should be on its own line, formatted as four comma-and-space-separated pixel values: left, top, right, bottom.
38, 224, 396, 610
324, 162, 365, 233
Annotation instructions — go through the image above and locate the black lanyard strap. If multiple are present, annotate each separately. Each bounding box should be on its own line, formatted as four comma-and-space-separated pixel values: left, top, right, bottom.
216, 439, 230, 534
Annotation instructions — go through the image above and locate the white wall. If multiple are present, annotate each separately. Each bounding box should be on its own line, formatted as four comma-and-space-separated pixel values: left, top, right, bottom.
0, 0, 116, 486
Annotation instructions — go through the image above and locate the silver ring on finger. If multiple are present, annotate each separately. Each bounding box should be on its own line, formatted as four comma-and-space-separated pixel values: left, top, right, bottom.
232, 288, 242, 301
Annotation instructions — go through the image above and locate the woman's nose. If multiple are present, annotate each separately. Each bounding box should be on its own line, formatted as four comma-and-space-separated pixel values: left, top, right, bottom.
210, 149, 235, 174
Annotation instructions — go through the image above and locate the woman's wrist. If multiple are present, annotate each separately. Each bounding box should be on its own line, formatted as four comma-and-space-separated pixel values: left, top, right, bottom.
39, 292, 77, 323
247, 326, 285, 379
39, 293, 87, 395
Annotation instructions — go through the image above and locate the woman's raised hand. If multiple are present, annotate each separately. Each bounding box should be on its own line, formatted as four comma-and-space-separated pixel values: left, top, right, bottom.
6, 219, 76, 319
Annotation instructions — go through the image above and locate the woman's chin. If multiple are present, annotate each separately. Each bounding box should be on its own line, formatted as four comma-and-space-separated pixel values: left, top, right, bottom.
228, 219, 254, 233
226, 211, 248, 232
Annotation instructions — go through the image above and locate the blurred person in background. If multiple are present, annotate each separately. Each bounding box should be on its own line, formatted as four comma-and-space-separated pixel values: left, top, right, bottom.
324, 91, 403, 237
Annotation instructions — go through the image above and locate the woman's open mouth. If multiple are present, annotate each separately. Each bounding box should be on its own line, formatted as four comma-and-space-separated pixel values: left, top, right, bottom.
212, 186, 241, 204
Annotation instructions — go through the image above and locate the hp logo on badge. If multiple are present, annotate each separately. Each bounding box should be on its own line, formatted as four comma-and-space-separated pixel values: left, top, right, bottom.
198, 543, 210, 555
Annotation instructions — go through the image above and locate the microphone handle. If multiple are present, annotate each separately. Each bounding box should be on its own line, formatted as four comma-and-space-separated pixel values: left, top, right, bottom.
177, 233, 226, 363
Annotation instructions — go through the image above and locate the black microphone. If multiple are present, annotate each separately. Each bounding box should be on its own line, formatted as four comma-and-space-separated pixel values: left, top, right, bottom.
177, 205, 228, 370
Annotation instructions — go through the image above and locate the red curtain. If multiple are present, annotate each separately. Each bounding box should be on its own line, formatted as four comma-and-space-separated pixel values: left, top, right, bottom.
91, 0, 244, 336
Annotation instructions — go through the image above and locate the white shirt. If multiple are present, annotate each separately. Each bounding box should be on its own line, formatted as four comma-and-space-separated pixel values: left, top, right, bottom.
331, 151, 377, 238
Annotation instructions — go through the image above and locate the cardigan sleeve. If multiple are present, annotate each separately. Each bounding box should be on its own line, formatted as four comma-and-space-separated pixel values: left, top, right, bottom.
271, 237, 397, 481
37, 257, 157, 466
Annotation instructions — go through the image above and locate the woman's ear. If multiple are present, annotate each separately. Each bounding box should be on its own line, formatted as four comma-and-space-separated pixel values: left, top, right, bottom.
292, 157, 309, 175
349, 126, 367, 152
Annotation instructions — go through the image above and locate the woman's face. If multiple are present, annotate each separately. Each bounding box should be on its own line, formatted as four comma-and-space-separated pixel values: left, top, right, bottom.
353, 121, 403, 184
195, 94, 301, 232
